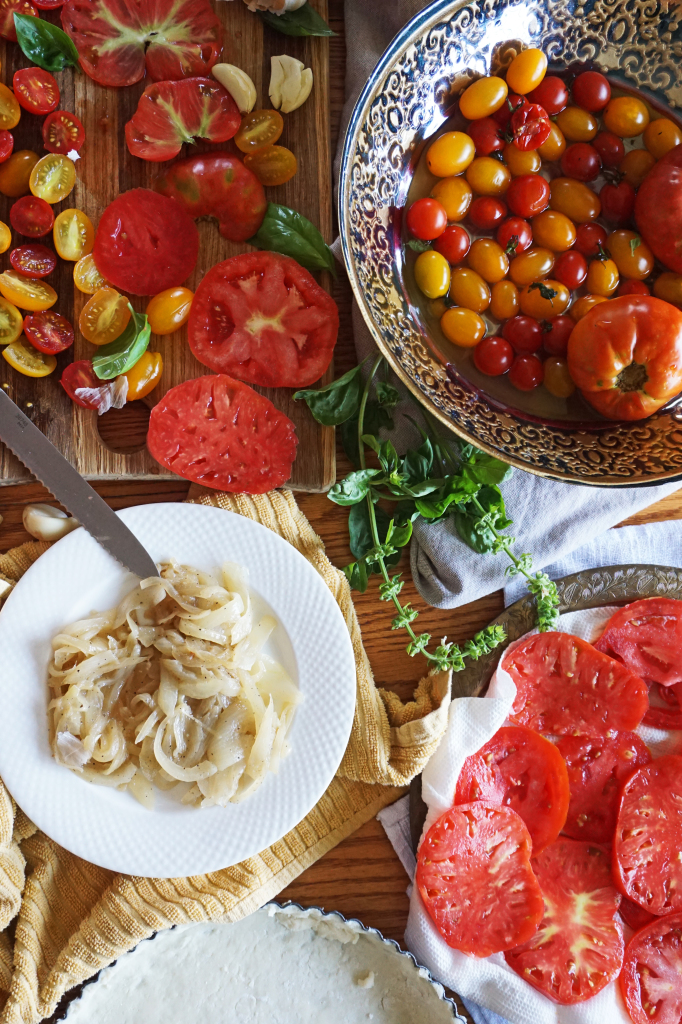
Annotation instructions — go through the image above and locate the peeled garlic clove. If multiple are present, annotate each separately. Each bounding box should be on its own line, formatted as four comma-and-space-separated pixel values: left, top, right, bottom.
211, 63, 257, 114
270, 55, 313, 113
23, 504, 80, 542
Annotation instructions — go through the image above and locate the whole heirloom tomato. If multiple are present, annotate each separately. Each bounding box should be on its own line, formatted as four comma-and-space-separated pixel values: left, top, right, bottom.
634, 143, 682, 273
568, 296, 682, 420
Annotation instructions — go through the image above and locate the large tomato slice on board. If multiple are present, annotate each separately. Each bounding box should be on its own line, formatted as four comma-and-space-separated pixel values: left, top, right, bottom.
595, 598, 682, 686
415, 801, 543, 958
505, 631, 648, 735
455, 725, 569, 854
93, 189, 199, 297
621, 913, 682, 1024
557, 731, 652, 844
61, 0, 222, 88
505, 839, 624, 1004
125, 78, 240, 163
147, 375, 298, 493
613, 755, 682, 916
189, 252, 339, 389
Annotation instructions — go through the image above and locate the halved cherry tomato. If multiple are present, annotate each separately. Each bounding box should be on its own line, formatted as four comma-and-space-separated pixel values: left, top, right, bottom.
509, 246, 554, 286
496, 216, 532, 254
554, 249, 587, 289
0, 84, 20, 132
29, 154, 76, 204
234, 109, 284, 153
621, 913, 682, 1024
3, 336, 55, 375
506, 48, 547, 95
468, 196, 507, 230
586, 254, 619, 296
519, 280, 571, 318
449, 267, 490, 312
73, 253, 108, 294
0, 0, 36, 41
643, 116, 682, 160
619, 148, 656, 188
592, 130, 624, 168
575, 221, 608, 257
440, 307, 486, 347
489, 280, 519, 319
509, 353, 543, 389
543, 357, 575, 397
61, 360, 101, 408
13, 68, 59, 115
79, 288, 131, 346
0, 296, 23, 345
23, 310, 73, 354
466, 118, 503, 156
146, 287, 194, 335
607, 229, 654, 280
510, 100, 551, 151
556, 106, 598, 141
9, 244, 55, 278
42, 110, 85, 155
426, 131, 475, 176
527, 76, 567, 114
0, 151, 39, 198
0, 130, 13, 163
0, 221, 10, 254
503, 141, 541, 176
406, 197, 447, 241
531, 209, 576, 251
502, 314, 543, 353
506, 174, 549, 217
0, 270, 56, 311
459, 76, 508, 120
430, 176, 472, 221
465, 156, 511, 195
473, 335, 514, 375
537, 122, 566, 161
549, 177, 600, 222
33, 0, 66, 7
53, 208, 94, 261
124, 350, 163, 400
603, 96, 650, 137
414, 250, 450, 298
9, 195, 53, 237
542, 315, 574, 356
572, 71, 611, 113
467, 238, 508, 283
243, 145, 297, 187
570, 293, 608, 321
433, 225, 470, 265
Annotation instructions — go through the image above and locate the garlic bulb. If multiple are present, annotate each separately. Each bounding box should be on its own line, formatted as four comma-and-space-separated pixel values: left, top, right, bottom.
242, 0, 307, 12
212, 64, 257, 114
269, 55, 314, 114
23, 504, 79, 542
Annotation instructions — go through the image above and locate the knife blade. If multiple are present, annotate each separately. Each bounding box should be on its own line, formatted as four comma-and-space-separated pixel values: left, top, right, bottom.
0, 387, 159, 579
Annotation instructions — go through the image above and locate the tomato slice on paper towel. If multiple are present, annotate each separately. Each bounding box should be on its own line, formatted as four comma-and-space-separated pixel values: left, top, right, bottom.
125, 78, 240, 162
61, 0, 222, 88
595, 597, 682, 686
505, 839, 624, 1004
621, 912, 682, 1024
455, 725, 570, 854
189, 253, 339, 389
644, 681, 682, 730
504, 631, 648, 735
619, 896, 655, 933
415, 801, 544, 958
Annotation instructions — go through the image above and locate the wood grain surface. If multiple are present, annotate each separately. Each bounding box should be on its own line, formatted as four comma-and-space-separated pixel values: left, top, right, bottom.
0, 0, 335, 491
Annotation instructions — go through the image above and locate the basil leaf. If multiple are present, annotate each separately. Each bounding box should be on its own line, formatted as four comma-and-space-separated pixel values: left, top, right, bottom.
294, 363, 363, 426
454, 485, 511, 554
348, 502, 400, 567
376, 381, 400, 409
328, 468, 381, 507
92, 307, 151, 380
259, 5, 335, 36
248, 203, 336, 275
344, 559, 369, 594
466, 454, 514, 487
407, 239, 431, 253
14, 14, 80, 72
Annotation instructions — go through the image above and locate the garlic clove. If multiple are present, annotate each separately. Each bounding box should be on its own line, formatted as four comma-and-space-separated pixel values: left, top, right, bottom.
23, 504, 80, 542
293, 67, 314, 112
269, 55, 313, 113
211, 63, 257, 114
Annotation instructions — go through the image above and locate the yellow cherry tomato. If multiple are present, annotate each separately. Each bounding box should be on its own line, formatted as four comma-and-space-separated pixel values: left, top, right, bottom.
643, 117, 682, 160
530, 210, 576, 252
73, 254, 109, 294
0, 271, 57, 312
146, 287, 194, 335
79, 288, 131, 346
0, 83, 20, 130
549, 177, 601, 223
414, 250, 450, 299
503, 142, 541, 176
509, 247, 555, 286
603, 96, 650, 138
459, 76, 508, 120
586, 256, 619, 296
543, 357, 576, 398
2, 337, 56, 377
555, 107, 598, 142
490, 280, 519, 320
606, 229, 654, 280
243, 145, 297, 187
569, 293, 609, 321
430, 176, 472, 221
449, 267, 490, 312
29, 154, 76, 204
429, 298, 448, 319
519, 280, 570, 318
465, 156, 511, 196
467, 238, 509, 284
0, 221, 10, 254
124, 351, 163, 401
618, 149, 656, 189
506, 48, 548, 95
537, 122, 566, 161
53, 209, 94, 262
427, 132, 475, 177
0, 297, 23, 345
0, 151, 39, 198
440, 307, 486, 347
654, 272, 682, 308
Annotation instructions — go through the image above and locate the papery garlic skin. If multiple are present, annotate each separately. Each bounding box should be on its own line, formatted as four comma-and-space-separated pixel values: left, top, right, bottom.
242, 0, 307, 12
269, 55, 314, 114
23, 504, 80, 542
211, 64, 257, 114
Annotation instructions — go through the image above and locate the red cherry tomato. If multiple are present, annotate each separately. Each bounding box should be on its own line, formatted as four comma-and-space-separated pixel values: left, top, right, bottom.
502, 314, 543, 353
527, 76, 568, 116
572, 70, 611, 112
554, 249, 588, 289
510, 100, 551, 151
406, 197, 447, 241
509, 353, 544, 389
574, 221, 608, 257
592, 131, 624, 168
496, 216, 532, 254
468, 196, 507, 230
24, 310, 74, 353
541, 314, 574, 355
0, 130, 13, 163
12, 68, 59, 115
600, 179, 636, 226
473, 335, 514, 375
9, 243, 56, 278
618, 279, 650, 296
493, 94, 523, 128
506, 174, 550, 217
433, 224, 470, 264
60, 360, 102, 408
42, 110, 85, 155
560, 142, 602, 181
466, 117, 504, 156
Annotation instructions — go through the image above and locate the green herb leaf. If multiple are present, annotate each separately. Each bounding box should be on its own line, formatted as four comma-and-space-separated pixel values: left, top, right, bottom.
529, 281, 558, 301
294, 363, 363, 426
402, 438, 434, 486
342, 399, 394, 465
92, 307, 150, 381
328, 469, 381, 507
466, 453, 514, 487
344, 560, 369, 594
454, 485, 511, 554
504, 234, 519, 257
14, 14, 80, 72
407, 239, 432, 253
376, 381, 401, 409
630, 235, 641, 256
259, 5, 335, 36
248, 202, 335, 275
526, 571, 560, 631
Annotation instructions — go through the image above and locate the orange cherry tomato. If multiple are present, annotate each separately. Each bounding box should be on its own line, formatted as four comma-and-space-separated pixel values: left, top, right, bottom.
506, 48, 547, 95
459, 76, 508, 120
549, 177, 600, 223
465, 156, 511, 196
53, 208, 94, 261
0, 270, 56, 311
509, 247, 555, 286
29, 153, 76, 204
519, 279, 570, 318
0, 220, 10, 254
537, 122, 566, 161
427, 132, 475, 177
618, 149, 656, 189
0, 296, 23, 345
653, 272, 682, 309
234, 110, 284, 153
606, 230, 654, 280
643, 118, 682, 160
586, 256, 619, 296
0, 83, 20, 130
2, 336, 56, 377
503, 142, 541, 177
146, 287, 194, 335
569, 294, 609, 321
440, 307, 486, 347
490, 280, 519, 320
603, 96, 650, 138
531, 210, 576, 251
124, 351, 163, 400
430, 176, 472, 221
467, 238, 509, 284
543, 357, 576, 398
73, 253, 108, 294
0, 150, 39, 198
79, 288, 131, 346
449, 267, 490, 312
555, 107, 598, 142
243, 144, 297, 186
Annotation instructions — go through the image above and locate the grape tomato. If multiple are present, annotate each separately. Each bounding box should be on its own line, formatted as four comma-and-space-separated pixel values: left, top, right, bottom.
527, 76, 568, 115
574, 221, 608, 257
554, 249, 588, 289
124, 351, 163, 401
503, 142, 541, 177
643, 116, 682, 160
585, 255, 619, 296
42, 110, 85, 155
607, 229, 654, 279
449, 267, 490, 312
61, 360, 106, 409
531, 209, 576, 251
654, 272, 682, 307
619, 148, 656, 188
569, 293, 608, 321
592, 130, 624, 168
466, 118, 503, 156
0, 151, 39, 198
506, 174, 550, 217
433, 224, 470, 264
510, 100, 551, 151
414, 250, 450, 298
560, 142, 601, 181
0, 296, 23, 345
520, 279, 571, 318
53, 209, 94, 261
146, 287, 194, 336
9, 244, 56, 279
502, 314, 542, 353
466, 156, 511, 196
430, 176, 472, 221
509, 353, 543, 390
23, 311, 73, 354
600, 179, 635, 226
9, 195, 53, 237
537, 122, 566, 161
79, 288, 131, 346
426, 131, 475, 177
603, 95, 650, 137
549, 177, 601, 223
509, 247, 555, 286
543, 356, 576, 397
243, 145, 297, 187
490, 279, 520, 319
234, 109, 284, 153
468, 196, 507, 230
467, 238, 509, 283
406, 198, 447, 241
496, 216, 532, 254
473, 335, 514, 375
13, 68, 59, 115
0, 221, 10, 254
506, 48, 547, 95
572, 71, 611, 113
542, 314, 575, 356
29, 154, 76, 204
440, 307, 486, 347
620, 279, 650, 297
459, 76, 508, 121
556, 105, 598, 142
2, 336, 55, 376
0, 270, 56, 311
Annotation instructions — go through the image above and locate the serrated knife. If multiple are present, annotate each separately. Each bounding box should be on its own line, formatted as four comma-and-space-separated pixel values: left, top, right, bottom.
0, 387, 159, 578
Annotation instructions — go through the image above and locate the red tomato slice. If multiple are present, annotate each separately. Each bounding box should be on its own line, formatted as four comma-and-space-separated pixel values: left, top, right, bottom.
9, 244, 56, 279
557, 731, 652, 844
42, 110, 85, 154
416, 802, 543, 958
505, 839, 623, 1004
619, 896, 655, 933
455, 725, 570, 854
595, 598, 682, 686
9, 196, 54, 238
0, 0, 37, 41
13, 68, 59, 115
614, 755, 682, 916
93, 189, 199, 297
147, 375, 298, 494
0, 130, 13, 163
621, 913, 682, 1024
189, 253, 339, 389
505, 632, 648, 735
61, 0, 222, 88
125, 78, 240, 162
644, 681, 682, 730
34, 0, 65, 7
24, 311, 73, 354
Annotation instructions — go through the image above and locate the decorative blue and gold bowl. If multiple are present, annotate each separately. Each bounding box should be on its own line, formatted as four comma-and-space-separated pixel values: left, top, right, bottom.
339, 0, 682, 486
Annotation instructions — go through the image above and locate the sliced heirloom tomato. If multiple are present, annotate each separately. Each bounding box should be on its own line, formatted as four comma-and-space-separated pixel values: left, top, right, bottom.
189, 252, 339, 389
24, 311, 73, 354
504, 631, 648, 734
621, 913, 682, 1024
455, 725, 569, 854
3, 337, 55, 376
0, 270, 57, 311
505, 840, 624, 1004
147, 374, 299, 493
61, 0, 222, 87
0, 0, 36, 41
125, 78, 240, 163
9, 195, 53, 237
42, 110, 85, 155
644, 681, 682, 730
415, 802, 543, 958
619, 897, 655, 933
9, 244, 56, 278
13, 69, 59, 115
0, 297, 23, 345
53, 208, 94, 261
595, 597, 682, 686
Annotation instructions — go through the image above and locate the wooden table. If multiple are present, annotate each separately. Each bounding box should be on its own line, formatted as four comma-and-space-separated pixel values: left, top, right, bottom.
2, 0, 682, 990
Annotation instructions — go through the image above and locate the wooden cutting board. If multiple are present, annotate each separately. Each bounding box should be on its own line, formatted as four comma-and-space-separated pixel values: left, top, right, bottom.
0, 0, 335, 491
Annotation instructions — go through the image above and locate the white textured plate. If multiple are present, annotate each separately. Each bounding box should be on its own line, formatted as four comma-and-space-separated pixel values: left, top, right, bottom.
0, 503, 357, 878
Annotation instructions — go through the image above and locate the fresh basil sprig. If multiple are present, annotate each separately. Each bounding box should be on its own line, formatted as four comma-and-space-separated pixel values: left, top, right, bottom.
259, 5, 335, 36
92, 307, 151, 380
14, 14, 80, 73
248, 203, 336, 276
293, 362, 365, 426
